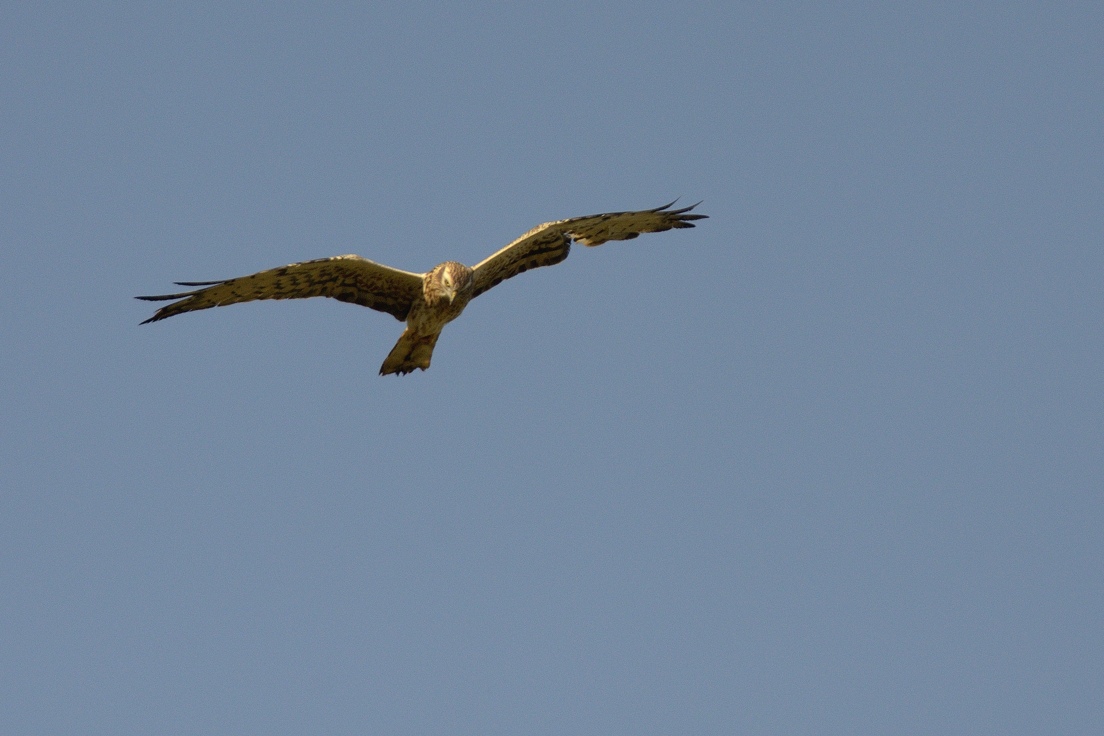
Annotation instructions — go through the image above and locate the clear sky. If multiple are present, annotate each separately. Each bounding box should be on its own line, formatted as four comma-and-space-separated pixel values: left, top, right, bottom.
2, 2, 1101, 733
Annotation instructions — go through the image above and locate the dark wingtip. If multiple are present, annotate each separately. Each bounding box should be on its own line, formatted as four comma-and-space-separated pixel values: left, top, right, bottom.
658, 199, 708, 226
138, 308, 173, 325
136, 291, 195, 323
656, 199, 708, 219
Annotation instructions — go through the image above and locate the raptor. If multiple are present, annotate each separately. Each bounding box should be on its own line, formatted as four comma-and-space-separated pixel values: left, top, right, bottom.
138, 201, 707, 375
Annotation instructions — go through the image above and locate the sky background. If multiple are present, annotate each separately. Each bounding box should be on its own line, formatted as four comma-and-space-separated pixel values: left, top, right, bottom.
2, 2, 1101, 733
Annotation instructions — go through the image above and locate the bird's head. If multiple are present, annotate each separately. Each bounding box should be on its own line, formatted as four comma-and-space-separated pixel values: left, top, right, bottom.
426, 261, 474, 305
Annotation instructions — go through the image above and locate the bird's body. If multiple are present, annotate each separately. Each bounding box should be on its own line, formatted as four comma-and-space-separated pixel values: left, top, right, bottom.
380, 261, 474, 374
138, 201, 706, 374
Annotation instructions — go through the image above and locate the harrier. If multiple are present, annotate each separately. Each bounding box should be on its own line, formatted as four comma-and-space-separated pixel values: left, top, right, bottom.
138, 201, 706, 375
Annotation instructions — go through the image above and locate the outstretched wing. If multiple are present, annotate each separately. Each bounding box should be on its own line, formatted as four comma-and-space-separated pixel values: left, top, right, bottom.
470, 201, 706, 298
137, 255, 424, 324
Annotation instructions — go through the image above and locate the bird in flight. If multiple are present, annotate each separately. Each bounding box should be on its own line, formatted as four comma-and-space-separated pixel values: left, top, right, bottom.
138, 201, 707, 375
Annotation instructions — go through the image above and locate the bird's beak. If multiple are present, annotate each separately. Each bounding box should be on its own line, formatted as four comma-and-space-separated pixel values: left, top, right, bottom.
443, 287, 456, 304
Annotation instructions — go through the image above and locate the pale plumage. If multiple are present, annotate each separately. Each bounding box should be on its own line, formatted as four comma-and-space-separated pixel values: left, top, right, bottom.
138, 201, 706, 374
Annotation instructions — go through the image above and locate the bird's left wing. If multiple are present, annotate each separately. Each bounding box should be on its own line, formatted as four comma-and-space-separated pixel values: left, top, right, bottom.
137, 255, 424, 323
470, 201, 706, 298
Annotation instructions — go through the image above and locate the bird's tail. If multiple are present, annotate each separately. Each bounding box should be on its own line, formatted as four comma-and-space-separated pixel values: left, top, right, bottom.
379, 329, 440, 375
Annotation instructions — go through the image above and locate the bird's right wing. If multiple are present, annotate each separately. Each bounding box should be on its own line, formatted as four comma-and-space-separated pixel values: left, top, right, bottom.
137, 255, 424, 323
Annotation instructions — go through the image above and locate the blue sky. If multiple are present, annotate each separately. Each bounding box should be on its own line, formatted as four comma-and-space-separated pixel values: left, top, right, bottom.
2, 2, 1101, 733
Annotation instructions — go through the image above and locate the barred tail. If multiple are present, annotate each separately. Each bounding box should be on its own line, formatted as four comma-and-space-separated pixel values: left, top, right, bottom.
379, 329, 440, 375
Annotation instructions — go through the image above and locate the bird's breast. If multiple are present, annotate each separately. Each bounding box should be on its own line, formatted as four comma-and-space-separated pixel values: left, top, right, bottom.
407, 292, 472, 332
